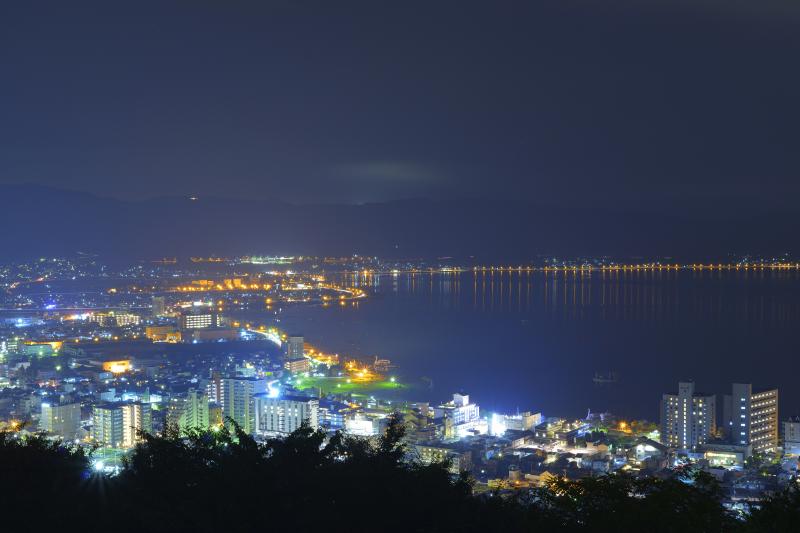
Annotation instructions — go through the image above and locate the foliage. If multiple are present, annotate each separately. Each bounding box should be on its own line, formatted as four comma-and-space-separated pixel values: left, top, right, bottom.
744, 480, 800, 532
0, 432, 93, 527
0, 422, 796, 532
629, 419, 658, 435
101, 416, 483, 532
527, 470, 737, 532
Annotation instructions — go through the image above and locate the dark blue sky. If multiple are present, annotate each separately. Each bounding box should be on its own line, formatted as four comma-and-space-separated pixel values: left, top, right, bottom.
2, 0, 799, 212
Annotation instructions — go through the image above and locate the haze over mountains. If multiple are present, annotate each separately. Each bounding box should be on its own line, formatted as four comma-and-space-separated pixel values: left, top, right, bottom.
0, 184, 796, 263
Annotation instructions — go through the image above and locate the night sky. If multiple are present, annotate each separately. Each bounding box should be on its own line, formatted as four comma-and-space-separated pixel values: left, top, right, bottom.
2, 0, 799, 214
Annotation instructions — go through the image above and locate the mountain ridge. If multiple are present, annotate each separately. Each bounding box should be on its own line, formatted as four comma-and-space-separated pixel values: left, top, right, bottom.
0, 184, 796, 262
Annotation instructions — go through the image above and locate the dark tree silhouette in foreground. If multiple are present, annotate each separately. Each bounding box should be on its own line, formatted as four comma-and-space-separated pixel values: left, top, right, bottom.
1, 418, 795, 532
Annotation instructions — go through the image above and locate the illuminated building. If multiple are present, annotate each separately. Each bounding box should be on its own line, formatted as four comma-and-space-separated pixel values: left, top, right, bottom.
660, 382, 716, 450
223, 278, 244, 289
90, 311, 141, 327
491, 411, 542, 435
221, 377, 267, 434
102, 360, 132, 374
345, 413, 389, 436
254, 394, 318, 436
92, 404, 125, 448
724, 383, 779, 454
235, 363, 257, 378
1, 338, 21, 362
206, 371, 223, 404
783, 417, 800, 455
92, 402, 152, 448
179, 312, 218, 330
435, 393, 481, 438
3, 337, 20, 356
89, 313, 113, 326
317, 399, 348, 431
632, 437, 669, 464
145, 325, 180, 342
114, 312, 141, 327
167, 389, 210, 435
19, 341, 62, 358
287, 335, 304, 358
122, 402, 153, 447
179, 304, 221, 330
40, 402, 82, 440
165, 331, 182, 343
284, 357, 311, 374
701, 442, 750, 467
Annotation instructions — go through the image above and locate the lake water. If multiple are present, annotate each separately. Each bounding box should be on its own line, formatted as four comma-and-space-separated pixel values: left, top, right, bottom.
277, 269, 800, 420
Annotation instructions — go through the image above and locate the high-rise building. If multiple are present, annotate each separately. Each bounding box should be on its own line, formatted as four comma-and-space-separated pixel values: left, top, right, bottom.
254, 394, 319, 436
92, 404, 125, 448
434, 393, 481, 439
179, 310, 220, 330
221, 377, 267, 434
436, 393, 480, 425
121, 402, 153, 447
151, 296, 166, 317
287, 335, 304, 359
92, 402, 152, 448
660, 382, 716, 450
178, 303, 221, 330
167, 389, 210, 435
182, 389, 209, 432
206, 371, 223, 404
40, 402, 82, 440
724, 384, 779, 454
783, 417, 800, 455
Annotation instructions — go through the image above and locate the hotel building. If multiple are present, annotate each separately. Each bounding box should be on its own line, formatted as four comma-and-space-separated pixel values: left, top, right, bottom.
724, 383, 779, 454
660, 382, 716, 450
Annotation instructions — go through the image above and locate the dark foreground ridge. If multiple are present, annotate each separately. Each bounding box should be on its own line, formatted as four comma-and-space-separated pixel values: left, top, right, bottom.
2, 419, 798, 533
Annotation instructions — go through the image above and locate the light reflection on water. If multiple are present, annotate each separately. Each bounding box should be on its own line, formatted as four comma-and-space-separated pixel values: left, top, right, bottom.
336, 269, 800, 325
278, 270, 800, 419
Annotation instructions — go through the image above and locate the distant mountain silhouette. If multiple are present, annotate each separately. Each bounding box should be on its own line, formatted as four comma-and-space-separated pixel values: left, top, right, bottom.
0, 184, 796, 262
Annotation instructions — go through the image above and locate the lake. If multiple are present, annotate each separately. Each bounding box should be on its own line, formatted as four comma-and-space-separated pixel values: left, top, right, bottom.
276, 269, 800, 420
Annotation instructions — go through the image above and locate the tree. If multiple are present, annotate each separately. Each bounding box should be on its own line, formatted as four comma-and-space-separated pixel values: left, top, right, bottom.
1, 425, 794, 532
744, 480, 800, 532
530, 470, 738, 532
0, 432, 93, 529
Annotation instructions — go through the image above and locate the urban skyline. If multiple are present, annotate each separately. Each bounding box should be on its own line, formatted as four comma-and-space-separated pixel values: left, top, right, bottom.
2, 1, 800, 530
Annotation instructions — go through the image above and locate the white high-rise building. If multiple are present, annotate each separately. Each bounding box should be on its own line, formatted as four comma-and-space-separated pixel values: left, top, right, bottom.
121, 402, 152, 448
660, 382, 716, 450
92, 404, 125, 448
92, 402, 152, 449
254, 395, 318, 436
221, 377, 267, 434
40, 402, 82, 440
167, 389, 210, 435
724, 383, 779, 454
437, 393, 480, 425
